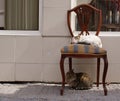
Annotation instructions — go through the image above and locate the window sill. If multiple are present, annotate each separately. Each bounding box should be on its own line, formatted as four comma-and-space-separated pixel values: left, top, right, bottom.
73, 31, 120, 37
99, 32, 120, 37
0, 30, 41, 36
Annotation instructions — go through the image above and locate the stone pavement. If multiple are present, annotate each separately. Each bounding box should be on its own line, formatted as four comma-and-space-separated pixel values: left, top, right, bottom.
0, 83, 120, 101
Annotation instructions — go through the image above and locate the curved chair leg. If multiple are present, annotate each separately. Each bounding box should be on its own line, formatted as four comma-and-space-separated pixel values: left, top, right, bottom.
97, 58, 100, 87
60, 55, 65, 95
102, 55, 108, 96
69, 58, 72, 71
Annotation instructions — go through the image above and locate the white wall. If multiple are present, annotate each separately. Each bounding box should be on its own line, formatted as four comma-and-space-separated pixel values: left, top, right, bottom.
77, 0, 92, 4
0, 0, 120, 83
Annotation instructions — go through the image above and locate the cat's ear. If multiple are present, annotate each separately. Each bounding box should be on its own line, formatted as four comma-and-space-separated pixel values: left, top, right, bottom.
70, 69, 74, 73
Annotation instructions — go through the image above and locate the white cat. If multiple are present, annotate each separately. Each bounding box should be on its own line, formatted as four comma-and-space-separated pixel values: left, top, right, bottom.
71, 35, 102, 48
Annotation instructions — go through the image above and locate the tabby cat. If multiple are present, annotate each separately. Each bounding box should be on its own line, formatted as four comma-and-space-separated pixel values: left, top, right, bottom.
66, 70, 93, 90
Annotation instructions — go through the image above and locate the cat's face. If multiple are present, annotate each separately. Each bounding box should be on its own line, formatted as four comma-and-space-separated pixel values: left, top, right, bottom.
66, 71, 76, 83
71, 35, 80, 44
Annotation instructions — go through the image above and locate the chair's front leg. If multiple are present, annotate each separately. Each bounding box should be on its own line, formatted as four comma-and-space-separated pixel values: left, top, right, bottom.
102, 55, 108, 96
60, 55, 65, 95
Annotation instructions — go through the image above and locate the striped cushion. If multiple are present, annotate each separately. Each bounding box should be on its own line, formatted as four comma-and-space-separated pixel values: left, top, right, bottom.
61, 44, 106, 54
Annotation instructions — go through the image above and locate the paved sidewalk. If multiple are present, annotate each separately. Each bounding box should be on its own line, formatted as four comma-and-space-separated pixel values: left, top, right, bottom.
0, 83, 120, 101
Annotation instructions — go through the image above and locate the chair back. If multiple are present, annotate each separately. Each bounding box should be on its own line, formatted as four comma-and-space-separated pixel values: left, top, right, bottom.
67, 4, 102, 37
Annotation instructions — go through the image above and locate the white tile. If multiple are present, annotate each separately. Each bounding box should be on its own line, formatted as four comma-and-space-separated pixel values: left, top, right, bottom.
15, 64, 43, 81
41, 63, 104, 83
72, 58, 96, 64
43, 0, 70, 8
43, 8, 69, 36
15, 37, 43, 63
0, 63, 15, 81
107, 63, 120, 82
0, 36, 15, 63
43, 37, 70, 64
77, 0, 92, 4
101, 37, 120, 63
41, 64, 62, 82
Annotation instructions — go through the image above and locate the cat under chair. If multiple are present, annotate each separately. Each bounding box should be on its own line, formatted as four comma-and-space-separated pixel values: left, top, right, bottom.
66, 69, 93, 90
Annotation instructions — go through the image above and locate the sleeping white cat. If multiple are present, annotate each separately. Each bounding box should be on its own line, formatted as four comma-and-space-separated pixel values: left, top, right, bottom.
71, 35, 102, 48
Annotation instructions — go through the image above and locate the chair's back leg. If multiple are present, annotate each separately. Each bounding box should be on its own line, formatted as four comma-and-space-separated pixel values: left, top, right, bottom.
97, 58, 100, 87
69, 58, 72, 71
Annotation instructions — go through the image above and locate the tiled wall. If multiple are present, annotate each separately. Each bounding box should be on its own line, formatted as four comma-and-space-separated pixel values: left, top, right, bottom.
0, 0, 120, 83
43, 0, 70, 36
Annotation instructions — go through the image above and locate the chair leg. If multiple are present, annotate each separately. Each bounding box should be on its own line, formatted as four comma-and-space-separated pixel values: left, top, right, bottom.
69, 58, 72, 71
97, 58, 100, 87
102, 55, 108, 96
60, 55, 65, 95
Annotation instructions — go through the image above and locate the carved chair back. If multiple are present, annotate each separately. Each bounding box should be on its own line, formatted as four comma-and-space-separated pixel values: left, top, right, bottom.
67, 4, 102, 37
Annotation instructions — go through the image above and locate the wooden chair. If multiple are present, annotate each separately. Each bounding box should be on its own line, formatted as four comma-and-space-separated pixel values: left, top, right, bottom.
60, 4, 108, 96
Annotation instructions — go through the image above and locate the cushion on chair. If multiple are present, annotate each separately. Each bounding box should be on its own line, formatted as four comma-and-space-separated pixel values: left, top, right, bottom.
61, 44, 106, 54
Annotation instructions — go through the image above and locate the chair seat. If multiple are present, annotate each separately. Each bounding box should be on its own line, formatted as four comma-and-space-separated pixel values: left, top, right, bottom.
61, 44, 106, 54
